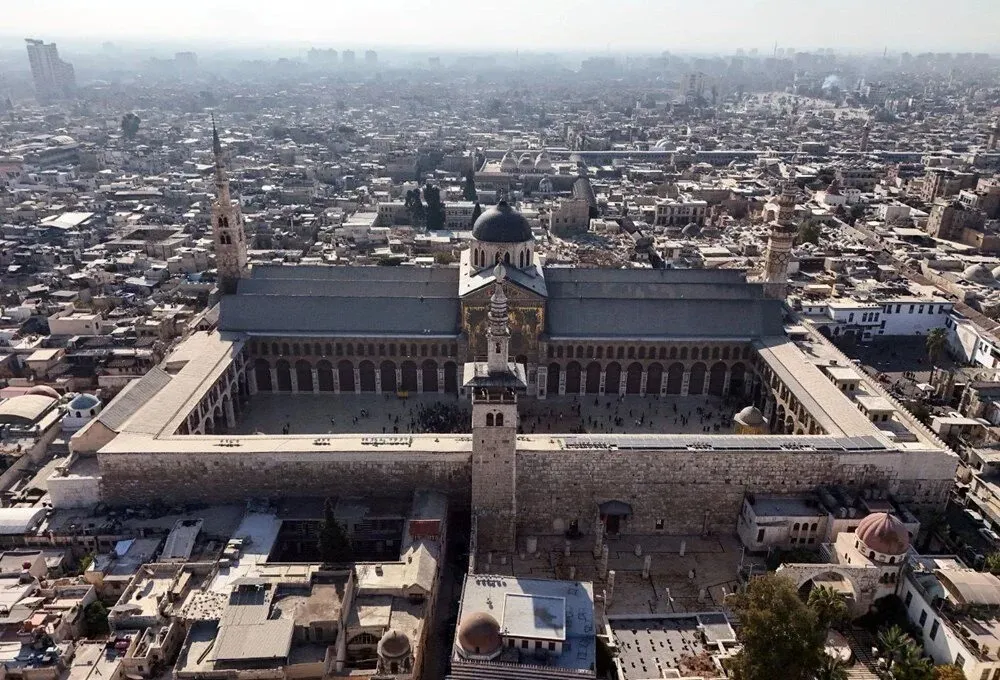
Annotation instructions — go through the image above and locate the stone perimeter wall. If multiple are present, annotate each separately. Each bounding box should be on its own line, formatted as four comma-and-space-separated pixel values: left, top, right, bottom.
98, 451, 472, 506
514, 447, 958, 537
99, 447, 956, 536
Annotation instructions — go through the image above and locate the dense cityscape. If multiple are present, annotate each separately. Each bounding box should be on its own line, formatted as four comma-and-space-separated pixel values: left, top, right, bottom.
1, 13, 1000, 680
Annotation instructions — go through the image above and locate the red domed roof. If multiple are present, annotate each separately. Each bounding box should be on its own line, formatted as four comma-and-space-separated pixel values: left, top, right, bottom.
457, 612, 501, 656
856, 512, 909, 556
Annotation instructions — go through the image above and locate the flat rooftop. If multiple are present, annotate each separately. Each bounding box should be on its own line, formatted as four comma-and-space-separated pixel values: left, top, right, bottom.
610, 614, 733, 680
458, 574, 595, 672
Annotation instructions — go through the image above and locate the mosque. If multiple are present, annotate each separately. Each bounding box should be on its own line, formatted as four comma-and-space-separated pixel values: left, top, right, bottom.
71, 128, 958, 557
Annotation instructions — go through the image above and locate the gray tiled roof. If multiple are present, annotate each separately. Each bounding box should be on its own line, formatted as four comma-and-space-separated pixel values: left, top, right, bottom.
544, 268, 783, 339
96, 366, 172, 432
546, 297, 785, 338
221, 265, 460, 336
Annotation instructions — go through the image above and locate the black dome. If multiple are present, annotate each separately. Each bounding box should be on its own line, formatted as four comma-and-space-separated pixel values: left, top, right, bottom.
472, 201, 533, 243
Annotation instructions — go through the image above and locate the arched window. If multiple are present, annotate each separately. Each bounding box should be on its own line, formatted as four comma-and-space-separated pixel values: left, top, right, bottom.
496, 413, 504, 426
495, 342, 501, 354
596, 346, 603, 359
680, 347, 688, 360
638, 347, 646, 359
486, 413, 494, 426
557, 346, 563, 358
261, 343, 269, 356
220, 232, 231, 245
504, 251, 511, 265
810, 523, 818, 532
793, 523, 800, 531
519, 251, 524, 268
281, 343, 290, 355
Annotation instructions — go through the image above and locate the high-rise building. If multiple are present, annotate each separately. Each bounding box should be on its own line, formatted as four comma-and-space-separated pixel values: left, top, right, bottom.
307, 48, 338, 67
174, 52, 198, 69
342, 49, 356, 66
365, 50, 378, 65
24, 38, 75, 102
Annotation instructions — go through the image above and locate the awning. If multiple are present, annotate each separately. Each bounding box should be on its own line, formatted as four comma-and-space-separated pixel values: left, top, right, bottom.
599, 500, 633, 517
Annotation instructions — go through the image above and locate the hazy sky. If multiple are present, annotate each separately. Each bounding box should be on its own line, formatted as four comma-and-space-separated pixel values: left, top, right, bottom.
5, 0, 999, 53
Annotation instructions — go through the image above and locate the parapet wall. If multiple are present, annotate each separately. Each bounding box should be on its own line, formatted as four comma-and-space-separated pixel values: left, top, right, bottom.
98, 450, 472, 506
99, 443, 956, 539
514, 447, 957, 537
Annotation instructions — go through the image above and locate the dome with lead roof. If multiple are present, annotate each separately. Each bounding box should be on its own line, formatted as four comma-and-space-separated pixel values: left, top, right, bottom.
472, 201, 533, 243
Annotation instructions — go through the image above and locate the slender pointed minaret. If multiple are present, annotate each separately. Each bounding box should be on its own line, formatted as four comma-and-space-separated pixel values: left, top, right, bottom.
468, 262, 521, 554
761, 183, 798, 299
210, 115, 248, 295
860, 118, 872, 153
487, 263, 511, 375
988, 117, 1000, 152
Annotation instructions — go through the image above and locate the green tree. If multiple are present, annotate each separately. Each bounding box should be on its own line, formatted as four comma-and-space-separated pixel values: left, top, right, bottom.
814, 655, 848, 680
120, 112, 140, 141
471, 202, 482, 228
926, 328, 947, 364
83, 600, 110, 636
797, 220, 822, 245
877, 625, 913, 667
433, 251, 456, 265
985, 552, 1000, 575
729, 574, 826, 680
808, 585, 848, 632
933, 665, 967, 680
318, 498, 352, 563
404, 189, 425, 228
892, 642, 935, 680
462, 170, 478, 202
423, 184, 446, 230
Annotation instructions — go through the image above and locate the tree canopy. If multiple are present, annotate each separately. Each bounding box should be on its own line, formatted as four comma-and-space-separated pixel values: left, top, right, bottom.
318, 498, 353, 563
121, 112, 141, 141
462, 170, 478, 202
423, 184, 446, 231
729, 574, 826, 680
925, 328, 947, 364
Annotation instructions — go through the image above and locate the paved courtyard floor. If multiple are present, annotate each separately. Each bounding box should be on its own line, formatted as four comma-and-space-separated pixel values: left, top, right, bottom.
479, 533, 745, 619
230, 393, 747, 436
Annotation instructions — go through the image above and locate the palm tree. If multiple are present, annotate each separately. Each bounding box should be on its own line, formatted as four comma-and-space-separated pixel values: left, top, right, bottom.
814, 654, 849, 680
926, 328, 947, 365
891, 642, 934, 680
877, 625, 912, 667
808, 585, 848, 631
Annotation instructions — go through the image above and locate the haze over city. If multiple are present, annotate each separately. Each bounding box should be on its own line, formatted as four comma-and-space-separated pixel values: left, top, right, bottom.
2, 3, 1000, 680
3, 0, 1000, 52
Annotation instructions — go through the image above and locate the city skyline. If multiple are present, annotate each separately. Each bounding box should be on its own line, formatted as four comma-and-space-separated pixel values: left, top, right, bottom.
5, 0, 1000, 53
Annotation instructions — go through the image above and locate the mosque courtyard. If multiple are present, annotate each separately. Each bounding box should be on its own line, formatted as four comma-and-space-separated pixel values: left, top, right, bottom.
228, 393, 749, 436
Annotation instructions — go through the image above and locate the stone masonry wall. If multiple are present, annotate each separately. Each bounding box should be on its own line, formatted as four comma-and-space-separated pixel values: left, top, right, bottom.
515, 447, 958, 538
99, 451, 471, 506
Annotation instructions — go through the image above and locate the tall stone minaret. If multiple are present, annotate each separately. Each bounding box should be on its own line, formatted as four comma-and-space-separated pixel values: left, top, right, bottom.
486, 264, 512, 375
761, 184, 797, 299
470, 263, 519, 554
860, 118, 872, 153
211, 116, 248, 295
